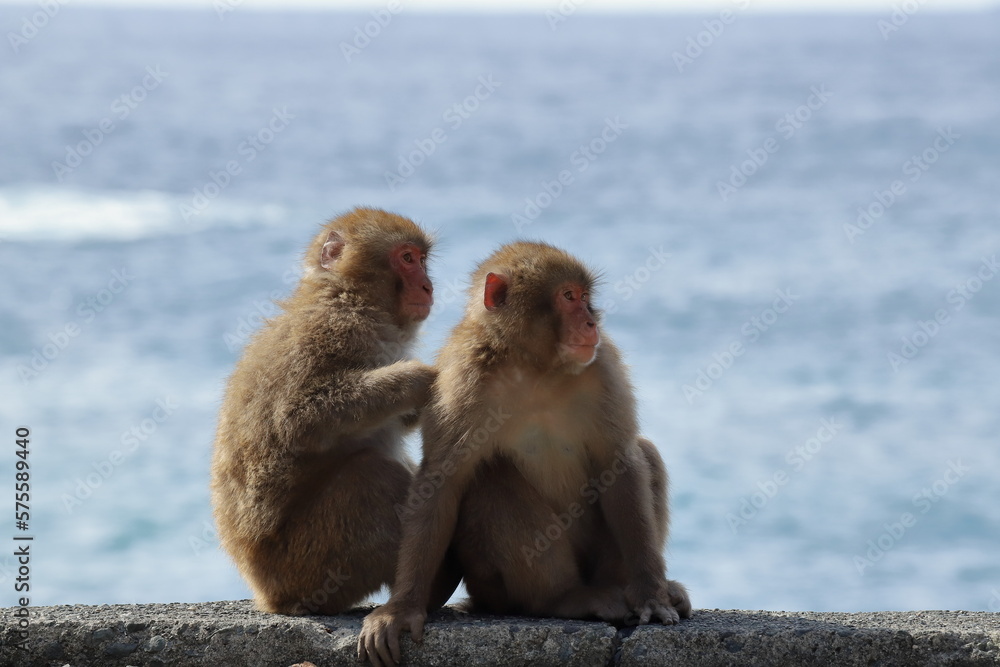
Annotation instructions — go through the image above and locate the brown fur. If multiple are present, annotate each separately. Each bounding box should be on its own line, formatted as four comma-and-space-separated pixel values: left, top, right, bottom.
358, 241, 690, 666
211, 207, 457, 615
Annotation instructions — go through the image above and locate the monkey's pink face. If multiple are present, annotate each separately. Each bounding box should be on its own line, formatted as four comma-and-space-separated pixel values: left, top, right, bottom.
555, 283, 600, 366
391, 243, 433, 322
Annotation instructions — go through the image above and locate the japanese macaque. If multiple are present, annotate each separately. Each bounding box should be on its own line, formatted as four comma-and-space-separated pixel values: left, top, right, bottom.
211, 207, 457, 615
359, 241, 690, 666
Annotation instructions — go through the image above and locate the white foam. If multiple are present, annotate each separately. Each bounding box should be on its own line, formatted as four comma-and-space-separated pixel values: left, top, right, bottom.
0, 187, 286, 242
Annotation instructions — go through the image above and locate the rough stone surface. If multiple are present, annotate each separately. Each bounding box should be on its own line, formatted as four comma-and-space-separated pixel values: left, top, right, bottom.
0, 602, 997, 666
620, 610, 1000, 667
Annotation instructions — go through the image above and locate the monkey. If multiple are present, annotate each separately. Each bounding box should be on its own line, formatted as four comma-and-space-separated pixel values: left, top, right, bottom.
359, 241, 690, 666
211, 207, 460, 616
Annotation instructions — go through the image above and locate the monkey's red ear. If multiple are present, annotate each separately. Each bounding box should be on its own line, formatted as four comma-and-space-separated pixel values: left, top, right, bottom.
484, 272, 508, 311
320, 231, 345, 269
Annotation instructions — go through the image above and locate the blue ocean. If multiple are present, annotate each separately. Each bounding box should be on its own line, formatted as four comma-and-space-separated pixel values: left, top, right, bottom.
1, 6, 999, 614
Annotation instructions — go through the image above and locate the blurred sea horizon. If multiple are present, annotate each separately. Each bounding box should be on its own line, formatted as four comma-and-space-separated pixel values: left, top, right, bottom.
1, 6, 998, 613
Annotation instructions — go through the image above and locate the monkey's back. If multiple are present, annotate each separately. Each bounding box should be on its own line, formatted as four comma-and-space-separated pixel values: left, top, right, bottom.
210, 293, 378, 545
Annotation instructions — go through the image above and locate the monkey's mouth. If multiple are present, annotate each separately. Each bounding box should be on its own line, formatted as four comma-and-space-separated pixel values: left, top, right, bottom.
406, 302, 432, 320
560, 343, 598, 366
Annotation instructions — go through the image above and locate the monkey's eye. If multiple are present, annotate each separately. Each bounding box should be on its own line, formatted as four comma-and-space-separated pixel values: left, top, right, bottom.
581, 292, 589, 302
563, 290, 574, 301
402, 252, 414, 264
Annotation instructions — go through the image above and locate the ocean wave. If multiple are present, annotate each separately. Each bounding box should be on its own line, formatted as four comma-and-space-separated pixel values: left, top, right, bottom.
0, 187, 287, 242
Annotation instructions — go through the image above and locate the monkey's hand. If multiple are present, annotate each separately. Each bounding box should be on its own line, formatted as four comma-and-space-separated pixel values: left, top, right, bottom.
623, 578, 690, 626
383, 360, 437, 411
357, 603, 427, 667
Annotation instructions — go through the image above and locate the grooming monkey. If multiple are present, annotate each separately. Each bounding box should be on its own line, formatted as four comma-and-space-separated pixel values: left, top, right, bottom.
211, 208, 459, 615
360, 241, 690, 666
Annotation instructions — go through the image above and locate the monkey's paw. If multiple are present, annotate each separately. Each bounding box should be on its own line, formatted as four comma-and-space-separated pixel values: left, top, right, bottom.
624, 599, 680, 626
357, 604, 426, 667
624, 579, 690, 626
664, 578, 692, 619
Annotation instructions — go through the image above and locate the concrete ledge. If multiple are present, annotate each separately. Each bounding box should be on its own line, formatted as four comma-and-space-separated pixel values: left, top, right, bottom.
1, 601, 997, 666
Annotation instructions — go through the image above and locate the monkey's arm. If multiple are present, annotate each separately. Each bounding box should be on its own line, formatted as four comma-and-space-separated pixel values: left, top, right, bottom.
351, 361, 436, 430
281, 360, 435, 441
597, 443, 678, 624
358, 440, 472, 667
